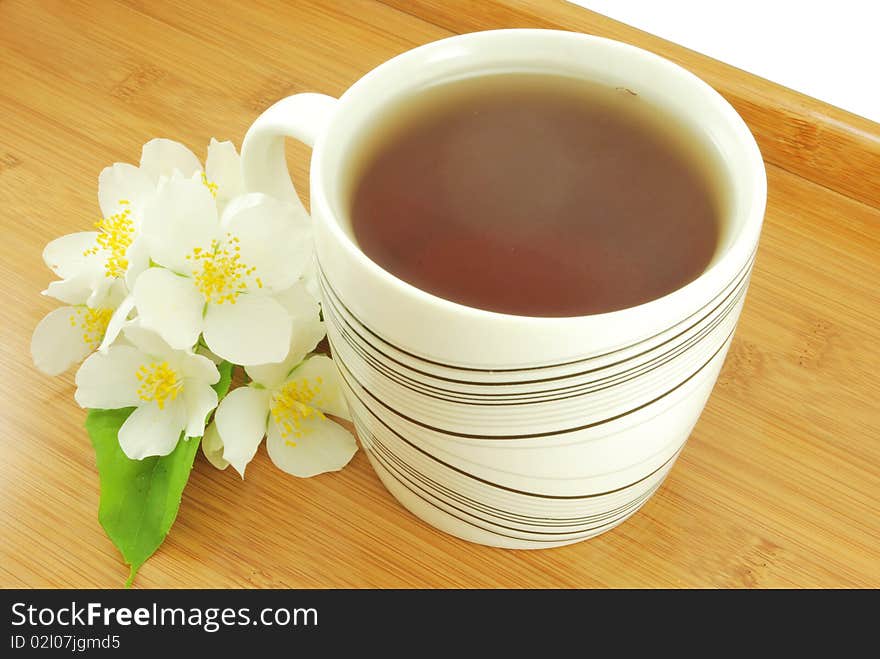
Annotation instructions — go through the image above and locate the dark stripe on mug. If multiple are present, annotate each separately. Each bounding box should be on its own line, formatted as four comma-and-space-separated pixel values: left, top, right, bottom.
332, 324, 736, 440
317, 252, 753, 388
339, 363, 684, 501
363, 419, 674, 527
370, 439, 659, 530
326, 275, 746, 405
368, 445, 661, 542
316, 246, 755, 376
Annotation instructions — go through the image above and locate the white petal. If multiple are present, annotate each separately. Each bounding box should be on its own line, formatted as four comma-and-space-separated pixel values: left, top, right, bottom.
98, 294, 135, 353
140, 138, 202, 184
222, 193, 312, 291
243, 363, 289, 390
181, 381, 218, 438
118, 399, 187, 459
215, 386, 271, 477
274, 281, 321, 322
300, 257, 321, 302
43, 274, 93, 305
121, 323, 174, 359
201, 422, 229, 470
244, 286, 324, 387
266, 414, 357, 478
84, 276, 117, 309
98, 277, 128, 308
31, 307, 95, 375
42, 232, 100, 279
98, 163, 154, 219
177, 351, 221, 384
141, 177, 218, 273
203, 294, 291, 365
124, 236, 151, 290
74, 345, 145, 409
286, 319, 325, 365
134, 267, 204, 350
289, 355, 350, 420
244, 358, 298, 390
205, 138, 243, 212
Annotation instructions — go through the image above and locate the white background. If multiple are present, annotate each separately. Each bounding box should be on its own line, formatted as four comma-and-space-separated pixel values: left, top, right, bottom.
571, 0, 879, 122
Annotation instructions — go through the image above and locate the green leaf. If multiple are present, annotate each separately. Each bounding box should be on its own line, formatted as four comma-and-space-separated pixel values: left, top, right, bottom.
213, 360, 234, 399
87, 408, 200, 587
85, 361, 234, 587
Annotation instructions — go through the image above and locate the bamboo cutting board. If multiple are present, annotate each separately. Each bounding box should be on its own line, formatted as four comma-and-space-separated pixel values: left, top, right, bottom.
1, 0, 878, 588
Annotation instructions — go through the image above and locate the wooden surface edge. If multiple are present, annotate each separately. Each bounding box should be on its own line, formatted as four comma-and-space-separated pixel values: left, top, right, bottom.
380, 0, 880, 210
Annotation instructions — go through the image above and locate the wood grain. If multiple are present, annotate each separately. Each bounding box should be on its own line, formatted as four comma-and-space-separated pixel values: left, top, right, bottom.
383, 0, 880, 210
1, 0, 878, 588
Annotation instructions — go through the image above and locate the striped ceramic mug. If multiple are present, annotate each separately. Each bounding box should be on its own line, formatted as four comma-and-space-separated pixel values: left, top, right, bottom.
241, 30, 766, 548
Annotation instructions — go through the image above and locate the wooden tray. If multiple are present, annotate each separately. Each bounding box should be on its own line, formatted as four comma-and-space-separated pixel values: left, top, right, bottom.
1, 0, 877, 588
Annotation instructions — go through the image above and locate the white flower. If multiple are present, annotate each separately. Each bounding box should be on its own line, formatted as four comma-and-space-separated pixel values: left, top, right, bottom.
74, 324, 220, 459
41, 138, 243, 349
135, 179, 312, 365
31, 278, 132, 376
206, 286, 356, 478
42, 139, 199, 305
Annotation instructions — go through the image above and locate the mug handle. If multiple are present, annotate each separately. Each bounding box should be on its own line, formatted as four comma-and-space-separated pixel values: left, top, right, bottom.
240, 93, 338, 216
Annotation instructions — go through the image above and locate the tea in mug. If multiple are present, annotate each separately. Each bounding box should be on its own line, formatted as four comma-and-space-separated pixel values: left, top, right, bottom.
349, 73, 724, 316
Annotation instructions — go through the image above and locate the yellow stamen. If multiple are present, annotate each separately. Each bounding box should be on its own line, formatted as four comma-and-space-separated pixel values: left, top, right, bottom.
201, 171, 218, 198
83, 201, 135, 278
270, 378, 326, 441
187, 235, 256, 305
136, 361, 182, 410
70, 306, 114, 347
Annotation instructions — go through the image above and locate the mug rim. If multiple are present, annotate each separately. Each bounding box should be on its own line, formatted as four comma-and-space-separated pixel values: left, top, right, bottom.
310, 29, 767, 327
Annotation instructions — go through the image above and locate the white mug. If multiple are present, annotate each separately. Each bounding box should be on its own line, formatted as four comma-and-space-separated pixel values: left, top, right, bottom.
241, 29, 766, 548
